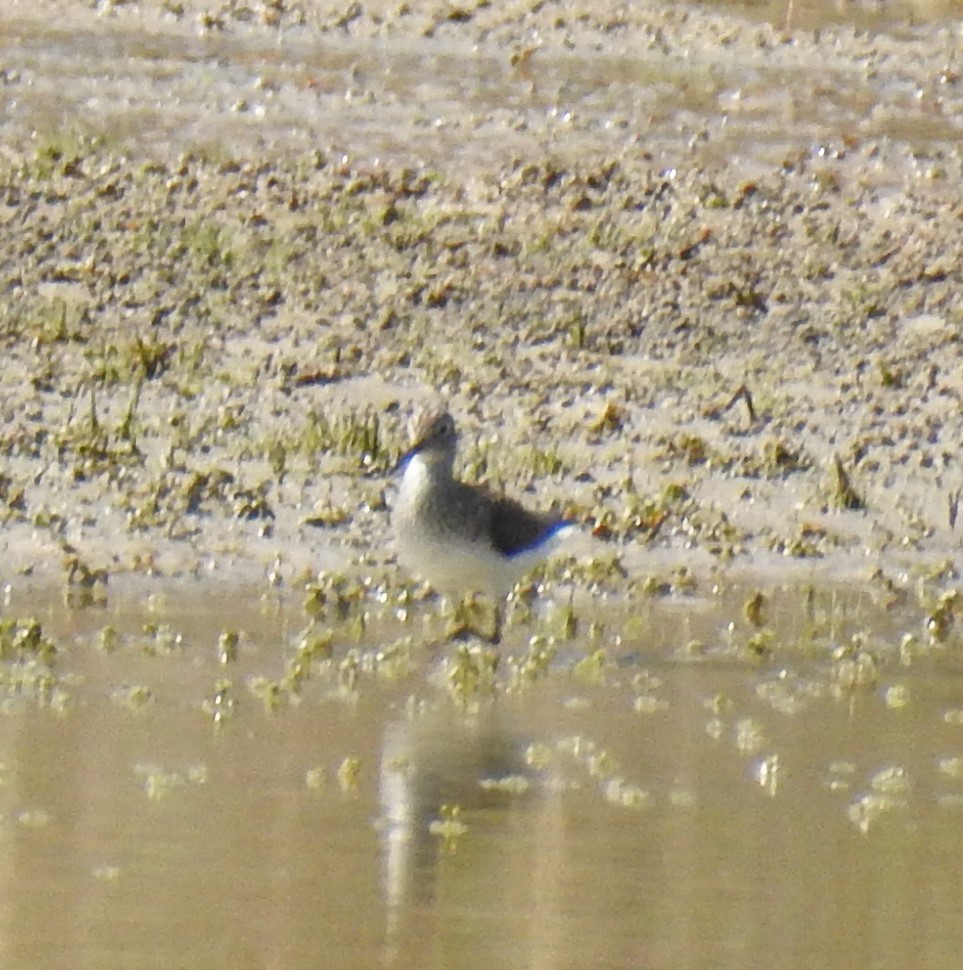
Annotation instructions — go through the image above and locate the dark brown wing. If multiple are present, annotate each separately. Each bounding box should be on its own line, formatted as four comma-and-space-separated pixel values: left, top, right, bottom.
488, 495, 565, 558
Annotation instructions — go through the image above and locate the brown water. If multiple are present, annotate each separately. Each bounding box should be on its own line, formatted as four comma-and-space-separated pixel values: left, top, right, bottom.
5, 583, 963, 968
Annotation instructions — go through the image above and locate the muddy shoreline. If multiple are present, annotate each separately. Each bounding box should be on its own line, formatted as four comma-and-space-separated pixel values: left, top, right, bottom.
0, 0, 960, 603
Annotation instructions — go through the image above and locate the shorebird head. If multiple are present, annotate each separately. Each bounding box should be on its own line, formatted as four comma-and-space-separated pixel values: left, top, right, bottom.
398, 409, 458, 473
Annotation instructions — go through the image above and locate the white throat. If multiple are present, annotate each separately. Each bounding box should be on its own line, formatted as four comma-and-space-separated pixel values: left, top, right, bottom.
399, 452, 434, 500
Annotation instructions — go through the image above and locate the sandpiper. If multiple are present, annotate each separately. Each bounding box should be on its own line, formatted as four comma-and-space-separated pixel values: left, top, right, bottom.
393, 409, 573, 642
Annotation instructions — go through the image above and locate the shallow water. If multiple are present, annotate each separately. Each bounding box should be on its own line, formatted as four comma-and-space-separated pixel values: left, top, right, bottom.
4, 582, 963, 968
1, 2, 960, 171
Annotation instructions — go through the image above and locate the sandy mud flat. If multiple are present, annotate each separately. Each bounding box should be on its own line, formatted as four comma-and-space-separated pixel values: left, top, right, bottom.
0, 0, 960, 601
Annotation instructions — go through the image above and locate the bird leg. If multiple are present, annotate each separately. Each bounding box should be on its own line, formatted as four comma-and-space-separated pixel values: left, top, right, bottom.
488, 602, 503, 646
